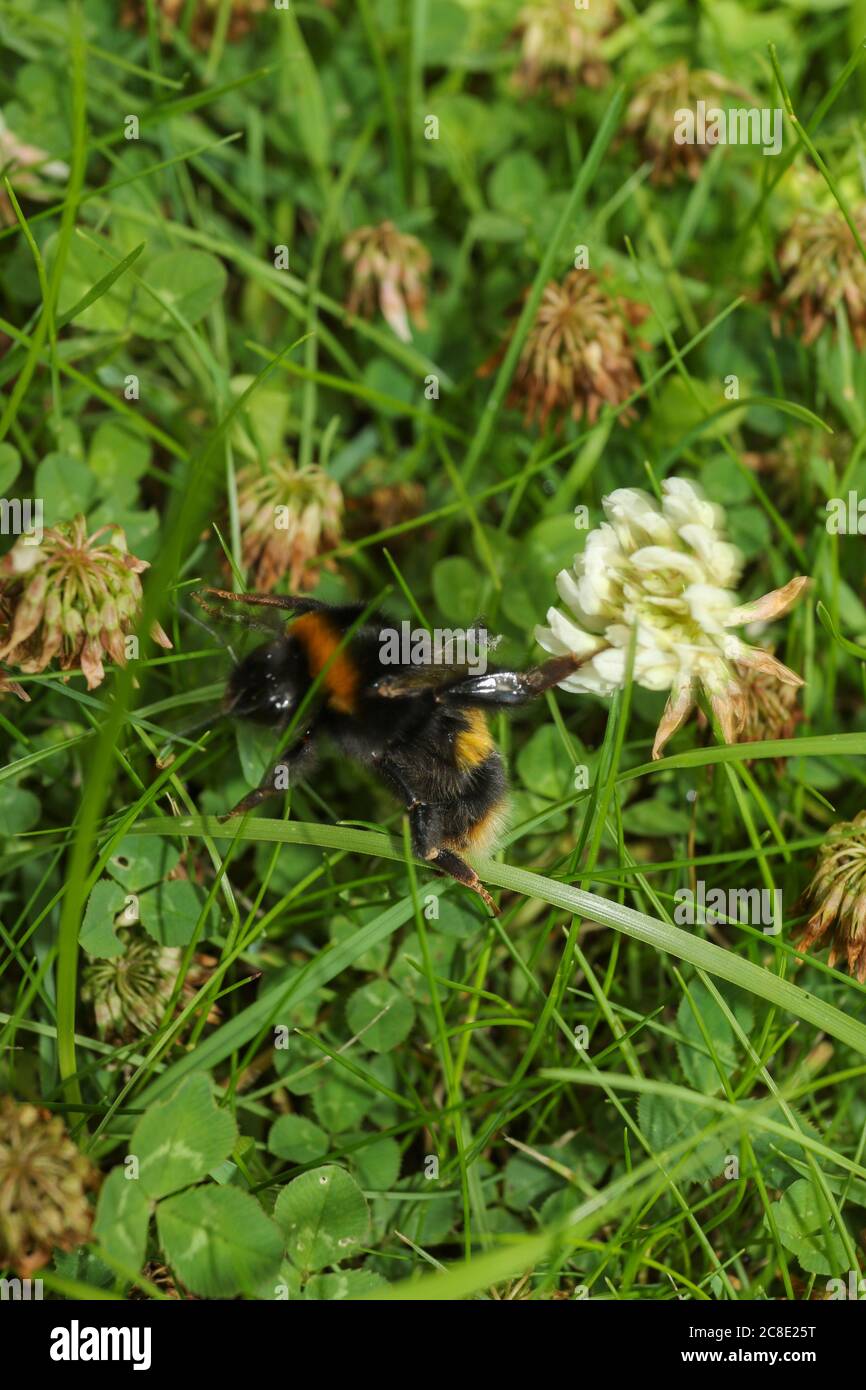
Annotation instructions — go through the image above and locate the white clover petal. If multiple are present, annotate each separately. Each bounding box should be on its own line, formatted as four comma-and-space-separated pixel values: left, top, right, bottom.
581, 523, 626, 574
683, 583, 737, 632
534, 623, 567, 658
604, 488, 675, 548
604, 622, 636, 648
577, 577, 617, 619
557, 670, 612, 695
577, 528, 624, 615
719, 632, 747, 663
693, 649, 738, 695
560, 653, 623, 696
540, 607, 605, 658
554, 566, 607, 633
678, 523, 743, 585
630, 545, 705, 584
634, 648, 680, 690
661, 476, 722, 532
592, 646, 627, 687
603, 486, 655, 520
584, 521, 623, 556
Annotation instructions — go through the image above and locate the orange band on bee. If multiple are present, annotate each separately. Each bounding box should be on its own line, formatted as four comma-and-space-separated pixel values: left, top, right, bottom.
292, 612, 359, 714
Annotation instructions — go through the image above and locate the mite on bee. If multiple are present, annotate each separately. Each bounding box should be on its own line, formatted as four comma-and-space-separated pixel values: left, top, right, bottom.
193, 589, 587, 916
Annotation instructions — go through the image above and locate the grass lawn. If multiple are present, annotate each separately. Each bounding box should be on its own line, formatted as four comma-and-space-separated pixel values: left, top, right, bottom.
2, 0, 866, 1306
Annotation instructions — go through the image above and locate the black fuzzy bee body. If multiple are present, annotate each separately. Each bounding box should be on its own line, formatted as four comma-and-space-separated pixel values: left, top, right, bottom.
202, 590, 584, 914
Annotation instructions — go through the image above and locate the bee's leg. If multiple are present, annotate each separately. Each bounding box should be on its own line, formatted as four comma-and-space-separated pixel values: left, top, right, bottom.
376, 756, 423, 808
190, 598, 278, 635
429, 847, 499, 917
219, 780, 279, 820
435, 652, 595, 708
218, 735, 317, 821
192, 590, 326, 635
409, 804, 499, 917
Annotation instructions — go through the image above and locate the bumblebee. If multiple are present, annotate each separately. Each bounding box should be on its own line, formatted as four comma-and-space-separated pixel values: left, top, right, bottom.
195, 589, 585, 915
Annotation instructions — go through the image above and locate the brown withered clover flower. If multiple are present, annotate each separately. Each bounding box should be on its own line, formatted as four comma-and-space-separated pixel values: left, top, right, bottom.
800, 811, 866, 980
0, 1097, 96, 1276
83, 928, 182, 1042
483, 270, 648, 430
348, 482, 427, 539
343, 221, 431, 343
699, 653, 803, 760
0, 589, 28, 701
0, 517, 171, 691
774, 204, 866, 348
129, 1262, 194, 1300
0, 121, 68, 225
744, 428, 849, 513
733, 657, 804, 747
121, 0, 266, 46
0, 667, 27, 700
623, 62, 751, 184
237, 457, 343, 593
743, 434, 811, 514
512, 0, 618, 103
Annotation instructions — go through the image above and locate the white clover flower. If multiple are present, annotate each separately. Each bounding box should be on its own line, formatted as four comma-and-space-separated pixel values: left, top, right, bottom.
535, 477, 808, 758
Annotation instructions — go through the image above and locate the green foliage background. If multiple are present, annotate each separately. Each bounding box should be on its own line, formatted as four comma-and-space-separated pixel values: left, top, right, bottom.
3, 0, 866, 1301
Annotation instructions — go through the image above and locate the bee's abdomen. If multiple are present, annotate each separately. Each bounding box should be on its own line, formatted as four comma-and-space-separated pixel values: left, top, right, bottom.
441, 750, 509, 854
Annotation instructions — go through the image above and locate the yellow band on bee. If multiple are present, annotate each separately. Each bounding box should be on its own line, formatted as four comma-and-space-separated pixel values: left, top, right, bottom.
454, 709, 494, 769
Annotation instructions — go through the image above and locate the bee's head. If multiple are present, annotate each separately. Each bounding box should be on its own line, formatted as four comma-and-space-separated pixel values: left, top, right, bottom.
223, 638, 304, 726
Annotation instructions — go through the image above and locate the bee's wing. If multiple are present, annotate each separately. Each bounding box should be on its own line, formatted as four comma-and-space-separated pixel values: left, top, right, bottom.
367, 661, 478, 700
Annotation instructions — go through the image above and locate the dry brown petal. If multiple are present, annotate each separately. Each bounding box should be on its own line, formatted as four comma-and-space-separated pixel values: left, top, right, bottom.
652, 679, 696, 760
735, 645, 804, 688
729, 576, 810, 625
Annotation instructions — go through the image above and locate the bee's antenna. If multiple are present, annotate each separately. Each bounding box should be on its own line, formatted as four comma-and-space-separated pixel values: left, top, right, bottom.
155, 709, 220, 768
180, 604, 239, 665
